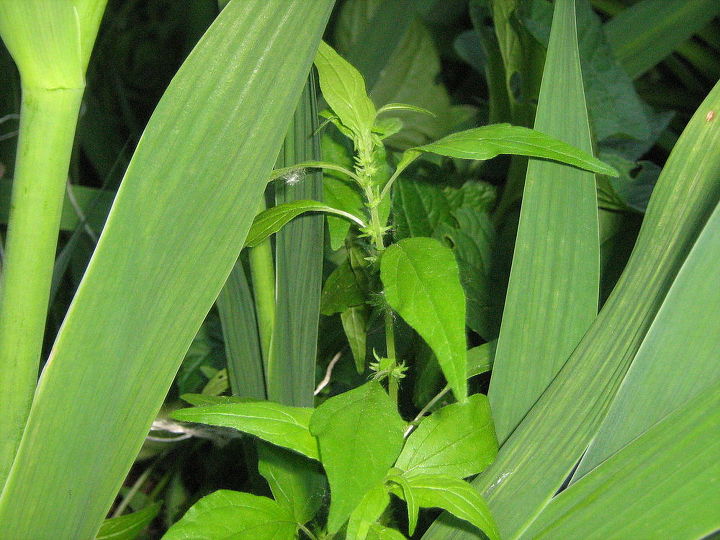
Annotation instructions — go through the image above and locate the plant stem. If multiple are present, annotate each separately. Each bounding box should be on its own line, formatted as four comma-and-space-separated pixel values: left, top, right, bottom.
0, 85, 83, 487
248, 200, 276, 393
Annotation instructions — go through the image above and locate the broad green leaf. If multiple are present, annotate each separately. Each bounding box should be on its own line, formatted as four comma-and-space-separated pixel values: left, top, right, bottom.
425, 71, 720, 540
257, 443, 325, 525
320, 261, 365, 316
381, 237, 467, 402
396, 474, 499, 540
519, 0, 672, 145
487, 0, 600, 444
171, 401, 319, 461
396, 394, 497, 479
366, 524, 407, 540
309, 382, 405, 533
0, 3, 334, 537
392, 177, 453, 241
96, 502, 160, 540
368, 18, 476, 148
574, 196, 720, 479
443, 182, 496, 214
334, 0, 416, 90
414, 124, 617, 176
520, 383, 720, 539
163, 490, 296, 540
245, 200, 364, 248
314, 41, 376, 138
181, 394, 248, 407
271, 74, 324, 407
341, 306, 369, 373
436, 208, 495, 340
347, 484, 391, 540
604, 0, 720, 79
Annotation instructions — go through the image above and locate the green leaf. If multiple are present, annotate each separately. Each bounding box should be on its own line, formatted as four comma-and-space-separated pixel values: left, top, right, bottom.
396, 474, 499, 540
605, 0, 720, 79
392, 177, 453, 241
322, 132, 364, 250
0, 2, 334, 537
163, 490, 296, 540
466, 341, 495, 379
381, 237, 467, 402
341, 306, 369, 373
314, 40, 376, 138
574, 196, 720, 479
320, 261, 365, 316
415, 124, 618, 176
347, 484, 391, 540
271, 75, 325, 407
366, 524, 407, 540
396, 394, 497, 479
309, 382, 405, 533
520, 383, 720, 539
387, 473, 419, 536
436, 208, 495, 340
434, 64, 720, 540
180, 394, 248, 407
487, 0, 600, 444
172, 401, 319, 461
96, 502, 160, 540
245, 200, 365, 248
257, 443, 325, 525
217, 260, 266, 400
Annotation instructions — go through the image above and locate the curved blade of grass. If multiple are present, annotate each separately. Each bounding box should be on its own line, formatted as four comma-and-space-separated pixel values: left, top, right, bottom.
574, 197, 720, 479
487, 0, 599, 444
423, 23, 720, 540
520, 382, 720, 539
604, 0, 720, 79
0, 2, 334, 537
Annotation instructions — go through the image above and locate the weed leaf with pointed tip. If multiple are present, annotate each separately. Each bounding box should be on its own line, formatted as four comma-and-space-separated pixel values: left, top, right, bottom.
172, 401, 319, 460
96, 502, 161, 540
163, 490, 296, 540
397, 394, 497, 479
309, 382, 405, 533
381, 237, 467, 402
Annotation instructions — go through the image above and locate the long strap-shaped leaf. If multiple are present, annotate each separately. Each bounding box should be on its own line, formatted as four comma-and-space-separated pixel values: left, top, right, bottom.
487, 0, 599, 444
0, 2, 334, 538
574, 196, 720, 478
422, 52, 720, 540
271, 71, 324, 407
520, 381, 720, 539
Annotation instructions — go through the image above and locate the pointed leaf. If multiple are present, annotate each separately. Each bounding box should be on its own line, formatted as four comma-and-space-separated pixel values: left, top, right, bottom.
257, 443, 325, 525
96, 502, 160, 540
172, 401, 319, 461
0, 3, 334, 537
309, 382, 405, 533
397, 394, 497, 479
397, 474, 499, 540
314, 41, 376, 137
381, 237, 467, 401
341, 305, 369, 373
347, 484, 391, 540
163, 490, 296, 540
415, 124, 617, 176
245, 200, 365, 248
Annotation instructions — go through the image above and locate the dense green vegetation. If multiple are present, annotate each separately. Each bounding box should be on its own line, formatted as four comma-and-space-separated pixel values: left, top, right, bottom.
0, 1, 718, 538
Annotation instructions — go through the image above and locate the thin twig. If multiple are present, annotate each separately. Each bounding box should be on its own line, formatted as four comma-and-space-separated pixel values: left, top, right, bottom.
404, 385, 451, 438
314, 351, 342, 396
